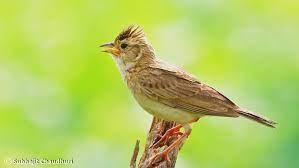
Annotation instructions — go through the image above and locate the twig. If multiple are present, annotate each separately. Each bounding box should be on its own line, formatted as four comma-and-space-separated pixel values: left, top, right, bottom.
130, 140, 140, 168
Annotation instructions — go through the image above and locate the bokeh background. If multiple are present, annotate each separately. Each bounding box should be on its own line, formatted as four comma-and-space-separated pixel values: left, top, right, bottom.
1, 0, 299, 167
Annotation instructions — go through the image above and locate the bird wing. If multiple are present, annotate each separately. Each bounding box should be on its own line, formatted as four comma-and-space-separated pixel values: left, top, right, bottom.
137, 63, 239, 117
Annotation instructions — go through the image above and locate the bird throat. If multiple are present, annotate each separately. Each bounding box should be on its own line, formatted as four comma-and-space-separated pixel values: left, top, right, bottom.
111, 50, 145, 81
112, 56, 136, 81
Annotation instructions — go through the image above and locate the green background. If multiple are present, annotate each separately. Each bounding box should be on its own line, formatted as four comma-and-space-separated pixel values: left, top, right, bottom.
1, 0, 298, 167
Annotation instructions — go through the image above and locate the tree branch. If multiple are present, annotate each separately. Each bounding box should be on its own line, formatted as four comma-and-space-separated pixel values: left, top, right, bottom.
130, 117, 185, 168
130, 140, 140, 168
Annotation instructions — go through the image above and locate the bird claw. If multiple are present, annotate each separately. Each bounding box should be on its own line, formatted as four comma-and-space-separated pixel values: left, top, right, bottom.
150, 125, 183, 149
148, 124, 193, 167
151, 131, 183, 148
148, 151, 171, 167
149, 134, 162, 148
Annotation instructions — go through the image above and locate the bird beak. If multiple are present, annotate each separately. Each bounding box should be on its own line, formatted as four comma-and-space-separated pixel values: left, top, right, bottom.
100, 42, 120, 56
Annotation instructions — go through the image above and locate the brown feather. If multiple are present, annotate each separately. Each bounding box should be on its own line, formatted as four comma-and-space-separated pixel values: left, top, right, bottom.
116, 25, 145, 41
136, 60, 239, 117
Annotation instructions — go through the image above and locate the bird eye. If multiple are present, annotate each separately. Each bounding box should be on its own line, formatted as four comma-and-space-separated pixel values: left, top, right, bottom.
120, 43, 128, 49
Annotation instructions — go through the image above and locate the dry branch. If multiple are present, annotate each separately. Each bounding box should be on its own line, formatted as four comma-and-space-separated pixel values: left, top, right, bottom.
130, 117, 185, 168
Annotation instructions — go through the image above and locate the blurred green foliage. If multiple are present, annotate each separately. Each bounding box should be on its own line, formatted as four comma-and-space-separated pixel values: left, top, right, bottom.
0, 0, 299, 167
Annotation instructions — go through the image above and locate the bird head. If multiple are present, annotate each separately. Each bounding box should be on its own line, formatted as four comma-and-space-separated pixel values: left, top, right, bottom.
100, 25, 155, 65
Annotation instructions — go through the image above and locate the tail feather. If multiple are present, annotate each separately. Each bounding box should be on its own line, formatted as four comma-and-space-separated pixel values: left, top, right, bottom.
237, 110, 277, 128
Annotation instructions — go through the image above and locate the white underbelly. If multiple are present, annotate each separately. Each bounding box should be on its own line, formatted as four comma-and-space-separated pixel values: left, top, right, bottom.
135, 94, 199, 124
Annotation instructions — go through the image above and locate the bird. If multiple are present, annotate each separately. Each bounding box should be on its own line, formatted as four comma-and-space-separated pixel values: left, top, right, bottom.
100, 25, 276, 163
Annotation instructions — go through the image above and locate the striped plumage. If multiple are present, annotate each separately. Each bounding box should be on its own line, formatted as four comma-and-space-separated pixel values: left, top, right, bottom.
100, 25, 276, 165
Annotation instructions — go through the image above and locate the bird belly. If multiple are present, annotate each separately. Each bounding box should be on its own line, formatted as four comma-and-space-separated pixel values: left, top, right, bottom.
135, 94, 199, 124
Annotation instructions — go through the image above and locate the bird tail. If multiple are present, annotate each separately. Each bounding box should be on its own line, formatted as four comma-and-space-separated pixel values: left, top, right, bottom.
237, 109, 277, 128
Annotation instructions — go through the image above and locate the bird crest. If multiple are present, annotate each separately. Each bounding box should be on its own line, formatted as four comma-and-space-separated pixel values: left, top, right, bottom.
116, 25, 145, 42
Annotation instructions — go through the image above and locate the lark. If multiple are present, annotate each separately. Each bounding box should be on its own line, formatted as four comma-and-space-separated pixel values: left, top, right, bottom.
100, 25, 276, 163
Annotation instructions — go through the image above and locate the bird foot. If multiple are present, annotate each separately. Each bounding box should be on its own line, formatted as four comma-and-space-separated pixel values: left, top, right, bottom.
148, 124, 193, 167
150, 124, 183, 148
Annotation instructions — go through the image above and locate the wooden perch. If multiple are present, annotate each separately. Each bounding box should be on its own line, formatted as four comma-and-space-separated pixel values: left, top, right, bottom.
130, 117, 185, 168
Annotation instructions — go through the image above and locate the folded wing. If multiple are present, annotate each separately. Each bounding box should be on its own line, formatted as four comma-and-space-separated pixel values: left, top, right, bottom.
137, 65, 239, 117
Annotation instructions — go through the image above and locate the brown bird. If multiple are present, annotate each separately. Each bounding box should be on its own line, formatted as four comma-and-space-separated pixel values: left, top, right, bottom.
100, 25, 276, 163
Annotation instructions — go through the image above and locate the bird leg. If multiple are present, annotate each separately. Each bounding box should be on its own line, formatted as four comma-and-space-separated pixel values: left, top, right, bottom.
151, 124, 183, 148
149, 124, 192, 166
151, 118, 199, 148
